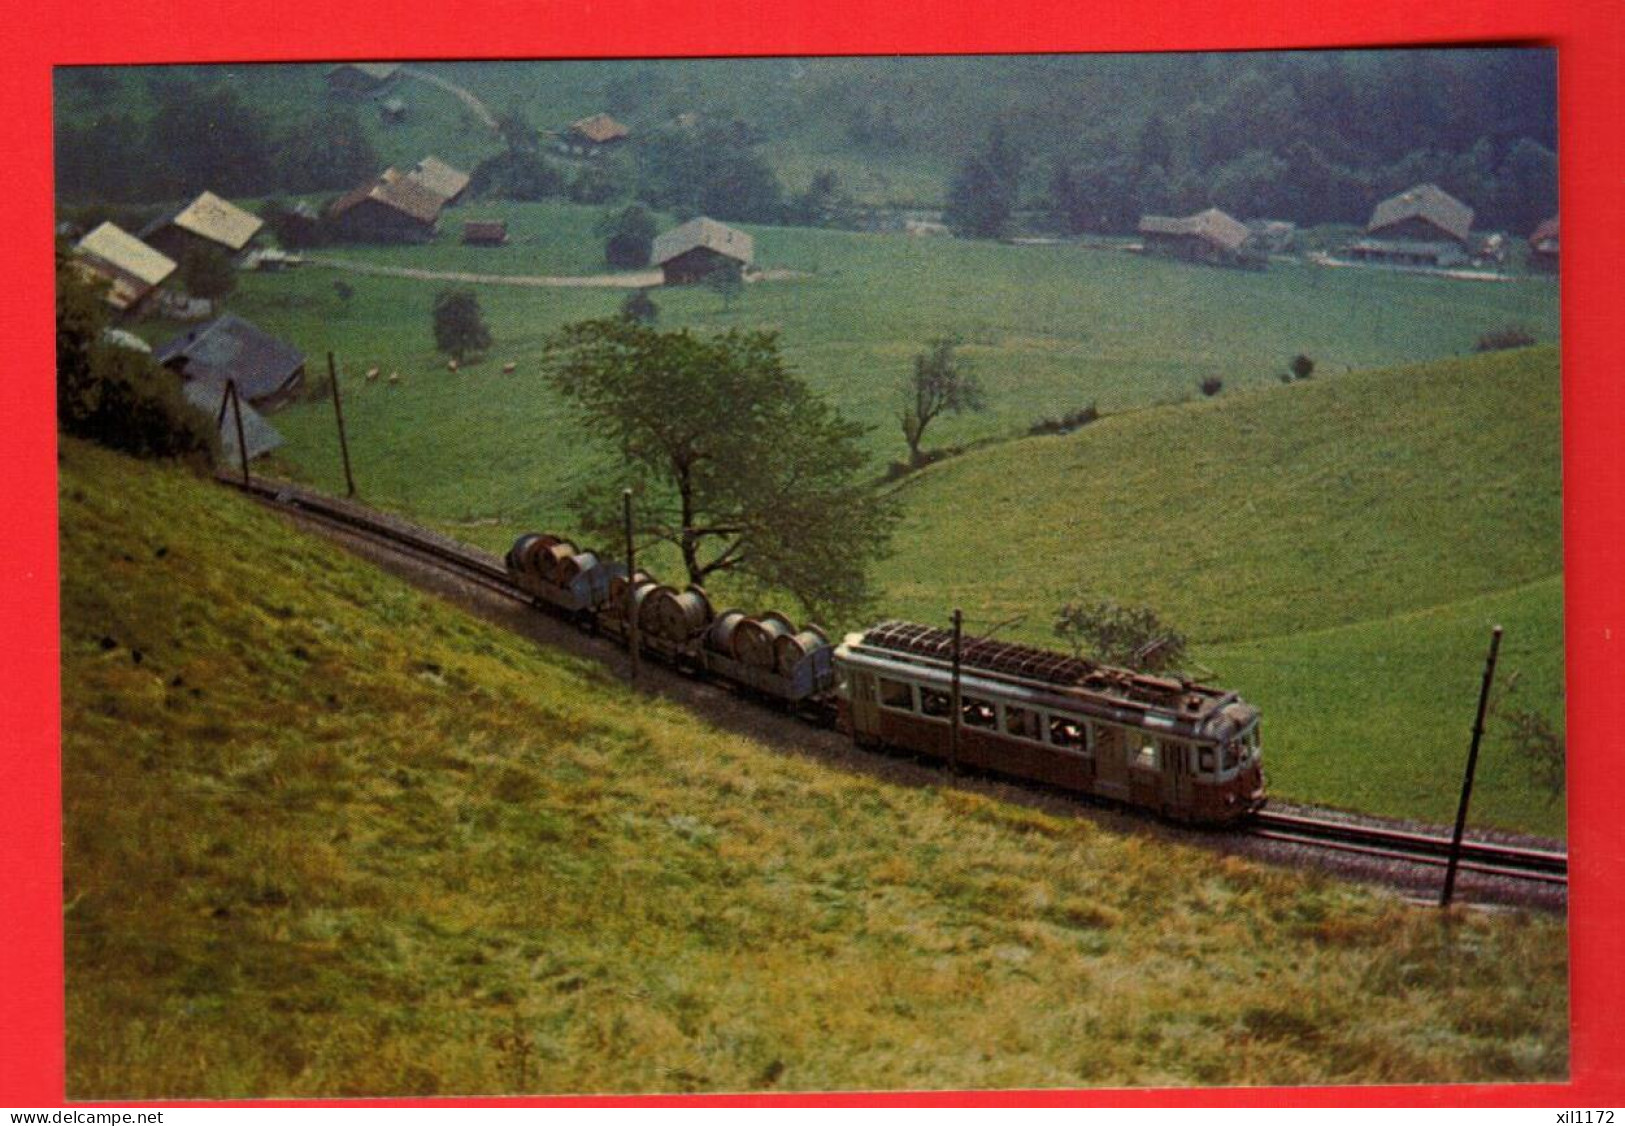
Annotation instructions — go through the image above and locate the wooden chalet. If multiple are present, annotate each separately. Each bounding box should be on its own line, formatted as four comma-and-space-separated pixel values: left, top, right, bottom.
326, 62, 400, 97
408, 156, 470, 206
326, 168, 444, 242
140, 191, 264, 263
1529, 216, 1559, 274
72, 223, 177, 314
1138, 208, 1258, 268
1348, 183, 1474, 268
154, 313, 306, 412
651, 217, 754, 285
558, 113, 630, 156
461, 220, 508, 246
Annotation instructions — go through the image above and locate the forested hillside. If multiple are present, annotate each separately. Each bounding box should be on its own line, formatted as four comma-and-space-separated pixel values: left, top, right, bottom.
54, 50, 1556, 232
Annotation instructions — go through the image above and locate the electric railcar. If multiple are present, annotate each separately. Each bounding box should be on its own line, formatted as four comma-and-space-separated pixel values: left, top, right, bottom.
505, 534, 1266, 826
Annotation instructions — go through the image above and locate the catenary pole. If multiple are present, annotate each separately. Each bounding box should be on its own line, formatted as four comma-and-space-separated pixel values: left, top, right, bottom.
1441, 625, 1503, 908
328, 352, 356, 497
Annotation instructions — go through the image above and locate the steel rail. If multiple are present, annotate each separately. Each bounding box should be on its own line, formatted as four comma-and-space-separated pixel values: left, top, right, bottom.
1252, 810, 1567, 885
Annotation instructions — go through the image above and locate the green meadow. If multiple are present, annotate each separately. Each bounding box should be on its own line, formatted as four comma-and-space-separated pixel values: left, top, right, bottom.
60, 438, 1567, 1096
125, 211, 1563, 834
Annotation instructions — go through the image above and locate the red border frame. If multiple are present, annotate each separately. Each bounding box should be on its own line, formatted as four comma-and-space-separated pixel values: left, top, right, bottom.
5, 0, 1622, 1107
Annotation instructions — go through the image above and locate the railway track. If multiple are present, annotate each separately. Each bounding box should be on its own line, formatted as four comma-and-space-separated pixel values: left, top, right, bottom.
223, 474, 1569, 893
1251, 810, 1567, 886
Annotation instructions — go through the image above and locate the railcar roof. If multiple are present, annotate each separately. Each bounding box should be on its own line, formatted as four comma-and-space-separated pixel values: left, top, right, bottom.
838, 620, 1256, 740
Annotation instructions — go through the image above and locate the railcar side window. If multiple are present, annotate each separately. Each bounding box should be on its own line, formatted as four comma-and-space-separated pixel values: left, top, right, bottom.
920, 687, 952, 718
1004, 705, 1045, 742
1049, 717, 1087, 751
1133, 738, 1159, 770
1223, 742, 1240, 770
879, 678, 914, 710
962, 695, 997, 728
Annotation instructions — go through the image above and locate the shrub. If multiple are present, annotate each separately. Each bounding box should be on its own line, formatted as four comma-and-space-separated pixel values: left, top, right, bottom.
1289, 354, 1315, 381
1053, 598, 1187, 672
597, 205, 657, 269
432, 289, 492, 361
1199, 376, 1224, 397
1475, 326, 1538, 353
1027, 403, 1099, 436
57, 243, 218, 464
620, 289, 659, 324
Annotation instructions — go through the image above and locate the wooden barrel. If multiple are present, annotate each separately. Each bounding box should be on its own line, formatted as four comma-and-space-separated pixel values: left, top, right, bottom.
707, 609, 747, 654
523, 532, 568, 575
774, 624, 829, 676
648, 586, 712, 642
555, 550, 598, 585
536, 540, 578, 584
506, 533, 543, 577
627, 579, 660, 626
733, 612, 794, 670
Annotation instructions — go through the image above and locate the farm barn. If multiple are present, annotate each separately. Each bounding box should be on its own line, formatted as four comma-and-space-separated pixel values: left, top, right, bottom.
1529, 216, 1559, 273
1348, 183, 1474, 268
409, 156, 471, 206
557, 113, 630, 156
139, 191, 264, 264
71, 223, 176, 315
461, 220, 508, 246
327, 168, 444, 242
326, 62, 399, 97
652, 217, 754, 284
1137, 208, 1259, 268
154, 314, 306, 412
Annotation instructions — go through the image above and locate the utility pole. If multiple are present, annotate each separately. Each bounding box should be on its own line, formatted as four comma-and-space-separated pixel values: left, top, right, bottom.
216, 379, 250, 485
623, 488, 640, 685
328, 352, 356, 497
1441, 625, 1503, 908
949, 608, 963, 780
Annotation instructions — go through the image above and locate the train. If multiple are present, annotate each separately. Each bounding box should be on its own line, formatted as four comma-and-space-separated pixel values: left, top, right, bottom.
505, 532, 1267, 826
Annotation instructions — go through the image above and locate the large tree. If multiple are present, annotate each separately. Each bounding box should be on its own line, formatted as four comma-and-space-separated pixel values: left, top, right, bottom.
898, 336, 984, 466
543, 318, 896, 619
432, 289, 492, 361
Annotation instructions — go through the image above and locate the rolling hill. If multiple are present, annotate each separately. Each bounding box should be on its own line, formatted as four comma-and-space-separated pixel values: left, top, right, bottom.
877, 345, 1564, 834
59, 437, 1567, 1096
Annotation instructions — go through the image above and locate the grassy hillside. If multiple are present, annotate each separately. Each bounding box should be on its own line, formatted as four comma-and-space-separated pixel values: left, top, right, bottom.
878, 346, 1564, 834
61, 439, 1566, 1096
126, 207, 1558, 550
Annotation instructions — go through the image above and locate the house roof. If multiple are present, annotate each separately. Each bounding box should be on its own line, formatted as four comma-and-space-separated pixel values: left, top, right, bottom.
652, 217, 754, 267
162, 191, 265, 251
1367, 183, 1474, 243
1137, 208, 1251, 253
408, 156, 470, 202
1530, 216, 1560, 247
569, 113, 630, 143
182, 379, 284, 462
154, 314, 305, 404
329, 62, 399, 82
74, 223, 177, 309
330, 167, 445, 225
